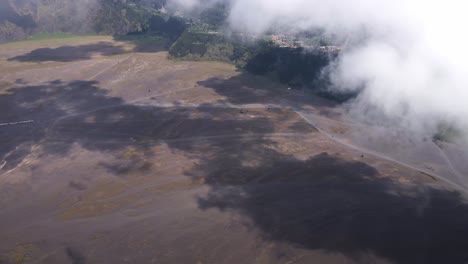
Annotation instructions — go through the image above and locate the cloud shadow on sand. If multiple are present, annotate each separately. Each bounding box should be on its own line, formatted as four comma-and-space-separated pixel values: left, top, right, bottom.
1, 78, 468, 264
7, 42, 127, 62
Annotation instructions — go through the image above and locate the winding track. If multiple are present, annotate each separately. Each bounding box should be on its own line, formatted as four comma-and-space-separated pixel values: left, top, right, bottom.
435, 144, 467, 186
295, 111, 468, 193
4, 92, 466, 193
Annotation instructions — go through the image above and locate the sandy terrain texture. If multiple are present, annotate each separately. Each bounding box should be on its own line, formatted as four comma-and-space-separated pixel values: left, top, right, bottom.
1, 36, 468, 264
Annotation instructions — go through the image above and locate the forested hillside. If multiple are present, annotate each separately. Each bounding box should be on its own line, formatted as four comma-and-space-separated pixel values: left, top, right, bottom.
0, 0, 346, 101
0, 0, 168, 42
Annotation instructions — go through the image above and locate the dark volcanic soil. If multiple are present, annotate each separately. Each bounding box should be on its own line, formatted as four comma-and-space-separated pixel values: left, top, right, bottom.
1, 37, 468, 264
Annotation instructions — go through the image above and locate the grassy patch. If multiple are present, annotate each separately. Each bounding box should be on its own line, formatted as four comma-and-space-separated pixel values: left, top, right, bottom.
433, 123, 464, 143
0, 81, 14, 90
5, 244, 38, 264
28, 32, 92, 41
168, 31, 261, 65
114, 34, 169, 52
115, 34, 165, 44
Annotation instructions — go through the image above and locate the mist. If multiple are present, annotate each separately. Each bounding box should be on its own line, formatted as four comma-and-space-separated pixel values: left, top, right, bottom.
169, 0, 468, 140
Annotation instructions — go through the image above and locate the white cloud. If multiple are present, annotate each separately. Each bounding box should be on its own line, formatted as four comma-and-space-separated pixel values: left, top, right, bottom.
168, 0, 468, 137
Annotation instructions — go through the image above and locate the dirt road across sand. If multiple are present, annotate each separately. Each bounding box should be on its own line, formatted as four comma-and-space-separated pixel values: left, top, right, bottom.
1, 36, 468, 264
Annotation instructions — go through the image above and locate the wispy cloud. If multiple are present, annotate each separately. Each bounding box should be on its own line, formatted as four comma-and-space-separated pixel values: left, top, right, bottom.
169, 0, 468, 139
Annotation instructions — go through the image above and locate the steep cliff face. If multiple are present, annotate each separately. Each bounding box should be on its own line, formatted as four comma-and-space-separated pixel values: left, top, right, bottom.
0, 0, 169, 42
95, 0, 170, 35
0, 0, 35, 42
0, 0, 95, 42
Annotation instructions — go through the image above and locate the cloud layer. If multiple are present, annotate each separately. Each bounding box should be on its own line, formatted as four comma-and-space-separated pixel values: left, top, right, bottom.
169, 0, 468, 138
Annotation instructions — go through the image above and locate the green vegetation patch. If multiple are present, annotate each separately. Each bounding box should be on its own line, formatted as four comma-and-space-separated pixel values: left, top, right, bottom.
168, 31, 269, 65
434, 122, 464, 143
28, 32, 84, 41
114, 34, 169, 52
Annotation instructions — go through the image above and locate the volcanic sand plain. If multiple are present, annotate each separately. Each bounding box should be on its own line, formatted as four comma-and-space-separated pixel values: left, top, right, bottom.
1, 36, 468, 264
